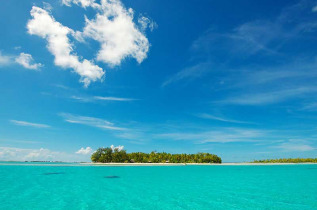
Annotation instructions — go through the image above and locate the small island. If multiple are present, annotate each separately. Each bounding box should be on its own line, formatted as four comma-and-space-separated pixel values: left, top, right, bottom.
91, 147, 222, 163
252, 158, 317, 163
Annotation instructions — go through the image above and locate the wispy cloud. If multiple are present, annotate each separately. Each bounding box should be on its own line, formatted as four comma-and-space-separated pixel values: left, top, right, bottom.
273, 142, 316, 152
191, 23, 279, 58
71, 95, 137, 102
10, 120, 51, 128
162, 62, 212, 87
53, 84, 71, 90
93, 96, 136, 101
0, 51, 13, 66
219, 87, 317, 105
156, 128, 265, 143
192, 1, 317, 58
60, 113, 126, 131
196, 113, 252, 124
0, 139, 42, 144
70, 96, 93, 102
170, 0, 317, 93
229, 59, 317, 89
302, 102, 317, 111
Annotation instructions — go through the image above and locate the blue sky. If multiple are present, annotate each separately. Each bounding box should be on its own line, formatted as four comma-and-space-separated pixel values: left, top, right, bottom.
1, 0, 317, 162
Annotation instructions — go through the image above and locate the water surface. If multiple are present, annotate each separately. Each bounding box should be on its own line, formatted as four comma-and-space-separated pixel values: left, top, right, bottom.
0, 163, 316, 209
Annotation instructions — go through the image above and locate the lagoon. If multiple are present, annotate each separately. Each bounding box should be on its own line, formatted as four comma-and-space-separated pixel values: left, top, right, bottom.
0, 163, 316, 209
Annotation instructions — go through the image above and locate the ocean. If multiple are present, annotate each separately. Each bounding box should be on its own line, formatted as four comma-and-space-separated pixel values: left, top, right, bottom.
0, 163, 316, 209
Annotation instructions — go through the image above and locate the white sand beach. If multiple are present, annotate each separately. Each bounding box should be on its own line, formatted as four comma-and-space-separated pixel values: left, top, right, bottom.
1, 162, 316, 167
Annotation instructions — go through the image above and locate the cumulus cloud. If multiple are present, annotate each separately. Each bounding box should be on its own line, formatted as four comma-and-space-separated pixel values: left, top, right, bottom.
76, 147, 93, 155
0, 51, 42, 70
27, 0, 153, 86
78, 0, 150, 66
0, 147, 68, 161
15, 53, 43, 70
110, 145, 124, 151
10, 120, 51, 128
62, 0, 96, 8
27, 6, 104, 87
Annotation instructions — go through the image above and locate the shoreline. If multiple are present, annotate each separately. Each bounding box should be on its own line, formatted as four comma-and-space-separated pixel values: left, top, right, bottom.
0, 162, 317, 166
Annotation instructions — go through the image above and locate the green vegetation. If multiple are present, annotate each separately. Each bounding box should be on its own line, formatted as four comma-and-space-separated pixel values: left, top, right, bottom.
91, 147, 222, 163
252, 158, 317, 163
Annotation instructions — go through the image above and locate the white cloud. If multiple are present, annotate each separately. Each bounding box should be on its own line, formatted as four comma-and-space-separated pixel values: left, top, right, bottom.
0, 51, 12, 66
138, 15, 157, 32
162, 62, 212, 87
157, 128, 265, 143
62, 0, 96, 8
27, 0, 153, 86
302, 102, 317, 111
196, 113, 252, 124
0, 139, 42, 144
10, 120, 51, 128
220, 87, 317, 105
60, 113, 126, 130
110, 145, 124, 151
70, 95, 137, 102
0, 147, 90, 162
70, 96, 93, 102
94, 96, 136, 101
192, 1, 317, 59
274, 143, 315, 152
233, 61, 317, 88
78, 0, 150, 66
27, 6, 104, 87
15, 53, 43, 70
0, 147, 65, 161
312, 5, 317, 12
43, 2, 53, 11
76, 147, 93, 155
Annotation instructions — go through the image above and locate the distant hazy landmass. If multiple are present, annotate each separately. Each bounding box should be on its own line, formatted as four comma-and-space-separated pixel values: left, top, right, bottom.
252, 158, 317, 163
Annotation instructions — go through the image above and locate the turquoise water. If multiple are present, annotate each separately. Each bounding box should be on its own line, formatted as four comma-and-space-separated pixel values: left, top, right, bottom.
0, 163, 316, 209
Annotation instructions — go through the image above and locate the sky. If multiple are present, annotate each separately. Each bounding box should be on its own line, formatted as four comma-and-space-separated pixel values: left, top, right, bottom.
1, 0, 317, 162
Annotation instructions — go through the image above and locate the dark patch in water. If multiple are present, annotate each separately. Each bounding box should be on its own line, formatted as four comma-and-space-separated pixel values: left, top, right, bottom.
43, 172, 65, 175
307, 168, 317, 170
105, 176, 120, 178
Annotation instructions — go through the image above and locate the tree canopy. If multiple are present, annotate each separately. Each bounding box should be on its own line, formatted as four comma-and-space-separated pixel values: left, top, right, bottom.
91, 147, 222, 163
252, 158, 317, 163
